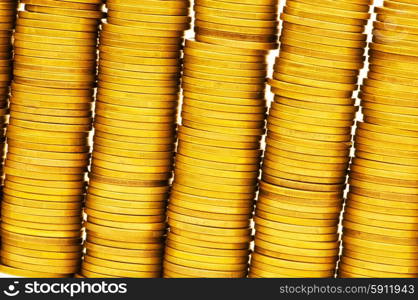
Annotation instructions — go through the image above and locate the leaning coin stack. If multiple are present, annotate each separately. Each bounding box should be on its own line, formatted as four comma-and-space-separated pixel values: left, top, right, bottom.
163, 0, 279, 278
0, 0, 103, 278
80, 0, 190, 278
0, 0, 16, 182
194, 0, 278, 51
339, 0, 418, 278
249, 0, 372, 278
163, 40, 269, 278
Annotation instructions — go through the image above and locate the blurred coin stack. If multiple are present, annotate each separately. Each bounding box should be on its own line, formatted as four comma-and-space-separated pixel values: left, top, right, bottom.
80, 0, 190, 278
0, 0, 16, 182
0, 0, 103, 277
163, 0, 279, 278
249, 0, 372, 278
339, 0, 418, 278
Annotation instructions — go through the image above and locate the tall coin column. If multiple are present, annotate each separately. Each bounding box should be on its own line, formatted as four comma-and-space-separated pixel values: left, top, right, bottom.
0, 0, 16, 182
0, 0, 103, 277
163, 0, 278, 278
249, 0, 372, 278
80, 0, 190, 278
339, 0, 418, 278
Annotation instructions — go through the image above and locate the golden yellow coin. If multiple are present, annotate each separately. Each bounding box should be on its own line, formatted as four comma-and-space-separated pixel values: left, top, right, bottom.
339, 262, 416, 278
4, 165, 86, 183
254, 215, 337, 235
3, 191, 83, 208
84, 255, 161, 272
278, 47, 364, 70
343, 219, 418, 240
1, 223, 81, 239
86, 233, 163, 251
173, 180, 256, 199
81, 269, 114, 278
169, 227, 249, 247
342, 256, 418, 274
165, 247, 248, 269
108, 17, 189, 32
170, 189, 253, 209
343, 249, 418, 268
85, 241, 162, 257
196, 33, 277, 51
167, 231, 249, 250
2, 201, 82, 218
85, 208, 165, 224
286, 0, 369, 20
251, 254, 335, 277
85, 222, 164, 241
343, 241, 418, 260
255, 247, 337, 264
185, 40, 266, 61
168, 209, 250, 229
86, 249, 161, 265
0, 264, 68, 278
165, 253, 247, 272
163, 261, 246, 278
166, 238, 249, 258
81, 261, 160, 278
2, 217, 81, 232
7, 145, 90, 161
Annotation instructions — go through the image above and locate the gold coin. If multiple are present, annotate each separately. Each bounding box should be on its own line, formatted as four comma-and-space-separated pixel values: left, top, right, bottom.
195, 0, 276, 12
168, 208, 250, 228
166, 239, 249, 258
163, 261, 246, 278
0, 264, 68, 278
86, 233, 163, 251
339, 262, 416, 278
86, 249, 161, 265
84, 241, 162, 258
82, 261, 160, 278
167, 231, 249, 250
251, 253, 335, 277
165, 253, 247, 272
1, 223, 81, 239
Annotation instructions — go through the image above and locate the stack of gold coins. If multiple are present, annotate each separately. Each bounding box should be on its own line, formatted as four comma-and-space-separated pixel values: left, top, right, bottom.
194, 0, 278, 51
339, 0, 418, 278
81, 0, 190, 278
0, 0, 103, 278
163, 39, 269, 278
249, 0, 372, 278
164, 0, 278, 278
0, 0, 17, 183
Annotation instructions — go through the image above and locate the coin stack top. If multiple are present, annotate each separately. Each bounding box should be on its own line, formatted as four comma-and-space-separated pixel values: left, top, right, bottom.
0, 0, 103, 278
163, 0, 279, 278
339, 0, 418, 278
249, 0, 372, 278
80, 0, 191, 278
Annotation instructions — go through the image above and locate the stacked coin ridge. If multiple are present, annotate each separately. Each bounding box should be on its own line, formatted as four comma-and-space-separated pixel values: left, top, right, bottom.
163, 0, 279, 278
0, 0, 16, 184
0, 0, 103, 278
249, 0, 373, 278
339, 0, 418, 278
80, 0, 191, 278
